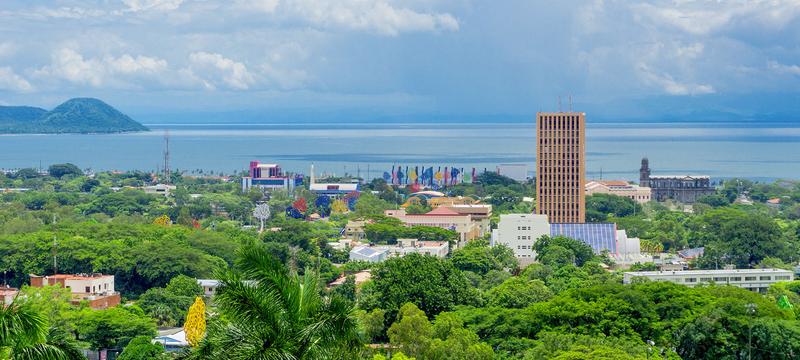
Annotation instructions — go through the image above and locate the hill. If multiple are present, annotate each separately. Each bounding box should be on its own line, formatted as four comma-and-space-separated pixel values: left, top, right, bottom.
0, 98, 148, 134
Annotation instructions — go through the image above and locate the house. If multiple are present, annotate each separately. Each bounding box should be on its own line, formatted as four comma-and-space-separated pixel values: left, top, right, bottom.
29, 273, 120, 310
585, 180, 651, 204
385, 207, 481, 247
344, 220, 369, 241
378, 239, 450, 258
0, 286, 19, 306
197, 279, 221, 297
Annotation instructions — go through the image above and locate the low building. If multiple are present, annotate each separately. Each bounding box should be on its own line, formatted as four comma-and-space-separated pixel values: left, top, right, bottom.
0, 286, 19, 306
623, 268, 794, 293
241, 161, 303, 193
309, 183, 360, 199
197, 279, 221, 297
447, 204, 492, 235
349, 246, 388, 263
144, 184, 176, 197
29, 273, 120, 309
640, 158, 714, 203
344, 220, 369, 242
585, 180, 651, 204
153, 328, 189, 352
491, 214, 643, 264
379, 239, 450, 258
385, 207, 481, 247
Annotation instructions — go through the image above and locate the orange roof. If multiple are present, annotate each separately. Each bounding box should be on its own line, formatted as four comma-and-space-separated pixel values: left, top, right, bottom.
39, 274, 113, 280
600, 180, 629, 186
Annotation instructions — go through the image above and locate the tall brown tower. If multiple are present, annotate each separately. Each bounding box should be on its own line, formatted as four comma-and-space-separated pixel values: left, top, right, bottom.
536, 112, 586, 223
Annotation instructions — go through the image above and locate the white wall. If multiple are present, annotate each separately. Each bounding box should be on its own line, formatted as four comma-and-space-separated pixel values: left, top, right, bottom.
493, 214, 550, 260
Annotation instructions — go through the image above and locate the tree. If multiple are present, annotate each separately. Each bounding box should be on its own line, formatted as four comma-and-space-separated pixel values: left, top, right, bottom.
252, 203, 271, 233
0, 300, 83, 360
388, 303, 433, 357
76, 306, 157, 350
153, 214, 171, 226
187, 245, 361, 358
118, 336, 167, 360
356, 308, 386, 343
534, 236, 595, 267
184, 297, 206, 347
48, 163, 83, 178
368, 253, 477, 316
486, 277, 553, 308
355, 193, 393, 217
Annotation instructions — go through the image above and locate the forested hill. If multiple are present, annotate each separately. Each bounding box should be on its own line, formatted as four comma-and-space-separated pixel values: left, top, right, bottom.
0, 98, 148, 134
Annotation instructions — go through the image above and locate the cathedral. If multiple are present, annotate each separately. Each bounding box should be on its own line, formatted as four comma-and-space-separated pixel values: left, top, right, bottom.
639, 158, 715, 204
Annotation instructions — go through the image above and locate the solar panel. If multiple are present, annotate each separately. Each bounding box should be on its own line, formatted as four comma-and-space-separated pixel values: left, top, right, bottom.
550, 223, 617, 254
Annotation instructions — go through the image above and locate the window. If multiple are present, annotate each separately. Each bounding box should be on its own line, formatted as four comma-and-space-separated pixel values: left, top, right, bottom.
684, 278, 697, 283
759, 276, 771, 281
745, 276, 757, 281
776, 276, 791, 280
729, 277, 741, 282
699, 278, 712, 282
85, 286, 90, 293
713, 277, 728, 282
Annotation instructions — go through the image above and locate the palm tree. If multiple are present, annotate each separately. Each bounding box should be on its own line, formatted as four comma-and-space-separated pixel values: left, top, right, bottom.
184, 246, 361, 359
0, 300, 84, 360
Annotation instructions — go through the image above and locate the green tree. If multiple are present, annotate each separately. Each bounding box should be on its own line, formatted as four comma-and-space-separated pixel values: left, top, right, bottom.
486, 277, 553, 308
188, 245, 361, 358
368, 253, 477, 316
0, 300, 83, 360
118, 336, 167, 360
387, 303, 433, 358
47, 163, 83, 179
76, 306, 157, 350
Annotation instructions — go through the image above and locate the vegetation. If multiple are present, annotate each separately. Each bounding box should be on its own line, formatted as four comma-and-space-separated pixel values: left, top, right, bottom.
0, 98, 148, 134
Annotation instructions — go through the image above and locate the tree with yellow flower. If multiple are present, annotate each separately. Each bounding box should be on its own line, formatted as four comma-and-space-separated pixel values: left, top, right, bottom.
184, 296, 206, 347
153, 214, 171, 226
331, 199, 349, 214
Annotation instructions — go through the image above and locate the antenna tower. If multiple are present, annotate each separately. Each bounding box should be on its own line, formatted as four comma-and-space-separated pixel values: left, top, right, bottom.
163, 130, 171, 184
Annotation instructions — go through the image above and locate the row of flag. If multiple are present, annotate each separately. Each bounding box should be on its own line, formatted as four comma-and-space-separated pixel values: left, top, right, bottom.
382, 166, 477, 187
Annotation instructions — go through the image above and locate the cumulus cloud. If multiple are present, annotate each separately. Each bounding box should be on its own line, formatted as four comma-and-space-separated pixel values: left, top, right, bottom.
0, 67, 33, 92
767, 61, 800, 75
637, 63, 715, 95
633, 0, 800, 35
122, 0, 185, 12
186, 52, 255, 90
281, 0, 459, 35
35, 48, 168, 88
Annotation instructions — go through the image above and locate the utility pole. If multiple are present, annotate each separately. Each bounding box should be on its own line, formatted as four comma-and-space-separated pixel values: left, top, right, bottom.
52, 214, 58, 274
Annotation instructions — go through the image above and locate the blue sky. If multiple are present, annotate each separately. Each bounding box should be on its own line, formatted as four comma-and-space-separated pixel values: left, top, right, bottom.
1, 0, 799, 121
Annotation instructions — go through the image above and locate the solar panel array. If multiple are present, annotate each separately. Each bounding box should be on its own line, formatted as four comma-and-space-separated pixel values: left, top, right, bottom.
550, 223, 618, 254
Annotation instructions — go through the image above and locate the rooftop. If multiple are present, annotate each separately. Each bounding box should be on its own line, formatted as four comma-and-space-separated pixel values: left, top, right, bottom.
625, 268, 793, 276
33, 273, 114, 280
649, 175, 710, 180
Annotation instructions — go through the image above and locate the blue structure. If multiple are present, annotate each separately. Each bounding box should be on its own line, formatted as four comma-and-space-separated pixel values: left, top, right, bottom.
550, 223, 618, 254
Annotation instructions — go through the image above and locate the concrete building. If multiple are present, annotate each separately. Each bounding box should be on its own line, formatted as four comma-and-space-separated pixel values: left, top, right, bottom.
0, 286, 19, 306
536, 112, 586, 223
349, 246, 388, 263
344, 220, 369, 242
197, 279, 221, 297
379, 239, 450, 258
144, 183, 176, 197
241, 161, 303, 193
385, 207, 481, 246
623, 268, 794, 293
585, 180, 651, 204
491, 214, 643, 264
496, 164, 529, 182
491, 214, 551, 265
447, 204, 492, 235
639, 158, 714, 203
30, 273, 120, 309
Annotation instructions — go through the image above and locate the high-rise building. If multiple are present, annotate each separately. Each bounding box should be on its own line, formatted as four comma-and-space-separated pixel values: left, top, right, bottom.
536, 112, 586, 223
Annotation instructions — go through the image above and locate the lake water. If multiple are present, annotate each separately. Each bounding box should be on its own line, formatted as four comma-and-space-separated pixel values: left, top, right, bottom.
1, 121, 799, 181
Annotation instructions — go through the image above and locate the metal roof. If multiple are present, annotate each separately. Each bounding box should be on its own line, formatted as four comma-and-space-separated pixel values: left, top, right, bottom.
550, 223, 618, 254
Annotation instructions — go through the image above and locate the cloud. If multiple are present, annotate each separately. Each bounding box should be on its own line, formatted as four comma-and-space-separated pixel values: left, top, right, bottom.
767, 61, 800, 76
637, 63, 715, 95
186, 52, 255, 90
0, 42, 15, 58
281, 0, 459, 36
632, 0, 800, 35
0, 67, 33, 92
122, 0, 185, 12
35, 48, 168, 88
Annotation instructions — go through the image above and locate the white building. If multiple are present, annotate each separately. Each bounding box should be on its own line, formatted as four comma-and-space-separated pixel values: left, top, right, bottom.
349, 246, 388, 263
585, 180, 651, 204
491, 214, 550, 265
623, 268, 794, 293
144, 184, 176, 197
197, 279, 221, 297
377, 239, 449, 258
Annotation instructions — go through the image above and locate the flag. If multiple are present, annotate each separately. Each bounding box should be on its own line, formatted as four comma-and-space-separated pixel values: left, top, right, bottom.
396, 167, 404, 185
434, 167, 442, 185
383, 171, 391, 182
425, 167, 434, 186
391, 166, 396, 185
405, 166, 409, 185
410, 167, 418, 183
472, 168, 476, 183
443, 167, 449, 185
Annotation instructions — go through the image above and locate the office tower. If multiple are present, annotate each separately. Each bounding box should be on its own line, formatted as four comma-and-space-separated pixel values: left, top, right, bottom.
536, 112, 586, 223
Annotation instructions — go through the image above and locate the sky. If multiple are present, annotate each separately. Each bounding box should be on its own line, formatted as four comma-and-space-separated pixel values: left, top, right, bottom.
1, 0, 799, 121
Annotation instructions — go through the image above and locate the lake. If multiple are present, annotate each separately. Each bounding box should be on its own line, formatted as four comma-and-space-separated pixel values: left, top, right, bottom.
1, 121, 799, 181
